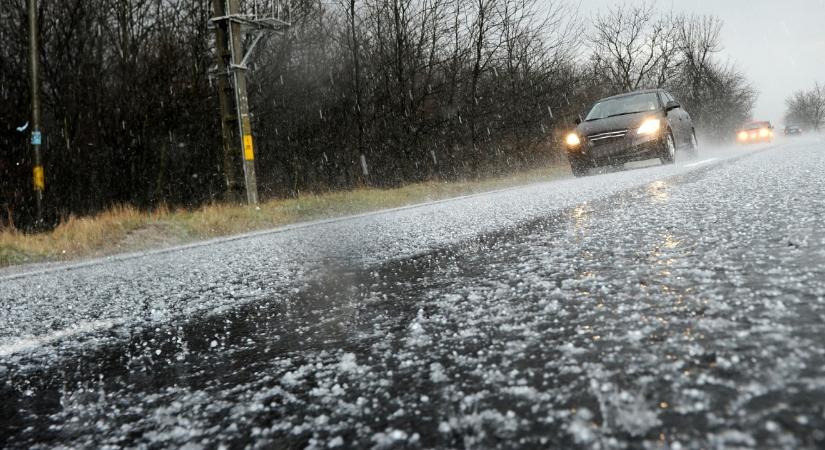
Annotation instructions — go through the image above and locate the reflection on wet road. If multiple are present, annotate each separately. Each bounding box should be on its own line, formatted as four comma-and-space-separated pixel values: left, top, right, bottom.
3, 139, 825, 449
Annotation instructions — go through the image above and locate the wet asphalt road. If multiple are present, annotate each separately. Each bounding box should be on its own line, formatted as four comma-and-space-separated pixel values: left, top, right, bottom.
2, 137, 825, 449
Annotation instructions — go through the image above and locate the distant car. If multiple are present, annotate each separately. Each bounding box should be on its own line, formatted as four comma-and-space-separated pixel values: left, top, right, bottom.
564, 89, 698, 177
737, 121, 774, 144
784, 125, 803, 136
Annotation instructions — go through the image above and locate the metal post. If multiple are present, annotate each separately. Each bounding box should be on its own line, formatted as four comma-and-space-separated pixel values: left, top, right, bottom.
227, 0, 258, 205
28, 0, 44, 225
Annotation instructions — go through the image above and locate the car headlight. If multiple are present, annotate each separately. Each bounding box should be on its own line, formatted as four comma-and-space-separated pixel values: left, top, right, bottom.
738, 131, 748, 141
759, 128, 770, 138
637, 118, 661, 136
565, 133, 581, 147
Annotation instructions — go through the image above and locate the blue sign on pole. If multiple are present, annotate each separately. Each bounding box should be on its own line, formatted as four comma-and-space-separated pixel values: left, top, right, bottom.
31, 131, 42, 145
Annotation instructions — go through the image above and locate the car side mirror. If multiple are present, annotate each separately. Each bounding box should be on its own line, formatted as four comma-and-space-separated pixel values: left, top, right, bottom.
665, 100, 680, 111
574, 116, 582, 125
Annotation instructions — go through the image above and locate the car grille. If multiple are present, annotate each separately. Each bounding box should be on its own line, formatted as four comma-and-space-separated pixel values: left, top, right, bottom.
587, 130, 628, 146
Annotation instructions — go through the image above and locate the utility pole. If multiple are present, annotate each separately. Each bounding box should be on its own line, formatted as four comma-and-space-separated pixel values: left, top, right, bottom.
227, 0, 258, 206
28, 0, 44, 225
213, 0, 243, 203
211, 0, 290, 205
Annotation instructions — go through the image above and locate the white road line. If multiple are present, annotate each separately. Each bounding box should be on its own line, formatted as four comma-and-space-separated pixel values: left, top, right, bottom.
684, 157, 719, 168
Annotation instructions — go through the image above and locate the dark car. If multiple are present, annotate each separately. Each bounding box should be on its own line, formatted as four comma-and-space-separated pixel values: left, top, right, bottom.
737, 121, 774, 144
564, 89, 698, 176
784, 125, 803, 136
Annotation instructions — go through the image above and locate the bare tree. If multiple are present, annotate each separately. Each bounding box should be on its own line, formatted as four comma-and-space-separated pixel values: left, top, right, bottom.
695, 62, 757, 140
674, 14, 722, 106
585, 6, 755, 142
785, 83, 825, 131
589, 3, 677, 91
339, 0, 367, 182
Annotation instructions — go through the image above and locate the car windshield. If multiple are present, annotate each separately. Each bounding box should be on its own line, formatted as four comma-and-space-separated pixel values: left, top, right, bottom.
743, 121, 771, 130
585, 93, 660, 121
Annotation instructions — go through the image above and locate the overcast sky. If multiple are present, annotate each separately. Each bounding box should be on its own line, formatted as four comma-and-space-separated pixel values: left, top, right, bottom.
573, 0, 825, 124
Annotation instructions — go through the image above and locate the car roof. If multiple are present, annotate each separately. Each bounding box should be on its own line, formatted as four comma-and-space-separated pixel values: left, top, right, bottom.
600, 89, 664, 102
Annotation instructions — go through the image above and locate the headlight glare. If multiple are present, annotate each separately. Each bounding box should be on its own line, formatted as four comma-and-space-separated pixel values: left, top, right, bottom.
637, 118, 661, 136
565, 133, 581, 147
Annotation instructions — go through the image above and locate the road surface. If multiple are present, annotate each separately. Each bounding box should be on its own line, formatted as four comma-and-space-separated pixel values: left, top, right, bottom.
2, 137, 825, 449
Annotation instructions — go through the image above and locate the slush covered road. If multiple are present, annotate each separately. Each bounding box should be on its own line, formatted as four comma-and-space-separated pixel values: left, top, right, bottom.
2, 138, 825, 449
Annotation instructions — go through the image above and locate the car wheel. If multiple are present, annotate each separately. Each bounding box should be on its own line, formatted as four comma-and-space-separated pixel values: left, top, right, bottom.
569, 157, 590, 177
687, 131, 699, 158
659, 131, 676, 165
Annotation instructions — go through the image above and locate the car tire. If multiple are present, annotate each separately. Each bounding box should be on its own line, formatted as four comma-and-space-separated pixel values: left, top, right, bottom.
686, 131, 699, 158
569, 157, 590, 177
659, 131, 676, 165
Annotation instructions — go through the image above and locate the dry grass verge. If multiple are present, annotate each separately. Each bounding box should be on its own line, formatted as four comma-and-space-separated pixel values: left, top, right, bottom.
0, 164, 568, 268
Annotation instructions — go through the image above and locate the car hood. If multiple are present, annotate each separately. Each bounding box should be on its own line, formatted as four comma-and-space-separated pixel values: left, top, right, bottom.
577, 111, 659, 136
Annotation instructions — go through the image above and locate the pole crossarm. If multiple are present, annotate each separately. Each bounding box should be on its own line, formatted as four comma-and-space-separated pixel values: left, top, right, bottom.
210, 15, 290, 32
239, 32, 266, 69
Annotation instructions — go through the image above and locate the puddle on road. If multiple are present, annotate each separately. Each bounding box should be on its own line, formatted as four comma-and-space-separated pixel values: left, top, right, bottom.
1, 203, 594, 447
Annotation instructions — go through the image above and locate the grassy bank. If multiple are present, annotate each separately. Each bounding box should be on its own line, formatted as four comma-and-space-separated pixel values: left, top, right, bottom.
0, 164, 569, 268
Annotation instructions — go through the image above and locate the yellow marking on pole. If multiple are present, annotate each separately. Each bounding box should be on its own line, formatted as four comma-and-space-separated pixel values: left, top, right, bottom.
33, 165, 45, 190
243, 134, 255, 160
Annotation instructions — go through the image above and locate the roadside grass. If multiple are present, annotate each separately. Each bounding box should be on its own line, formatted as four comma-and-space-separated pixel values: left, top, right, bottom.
0, 164, 569, 268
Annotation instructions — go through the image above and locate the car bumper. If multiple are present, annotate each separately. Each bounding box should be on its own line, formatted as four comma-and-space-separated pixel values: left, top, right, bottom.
569, 134, 663, 166
738, 137, 772, 144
